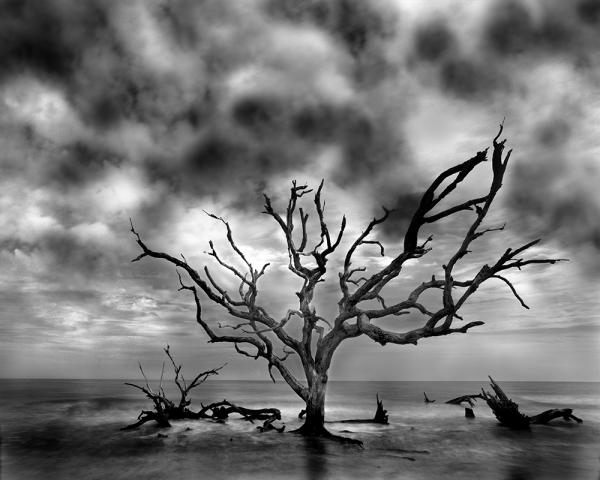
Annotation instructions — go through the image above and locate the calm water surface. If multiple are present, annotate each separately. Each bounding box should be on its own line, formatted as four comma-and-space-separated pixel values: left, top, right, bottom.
1, 379, 599, 479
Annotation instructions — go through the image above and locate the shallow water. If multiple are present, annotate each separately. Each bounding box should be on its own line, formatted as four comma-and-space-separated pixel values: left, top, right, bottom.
1, 379, 599, 479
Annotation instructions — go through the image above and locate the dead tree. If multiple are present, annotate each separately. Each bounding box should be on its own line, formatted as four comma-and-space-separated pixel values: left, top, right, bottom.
424, 392, 435, 404
481, 377, 582, 428
481, 377, 530, 429
163, 345, 225, 419
122, 347, 224, 430
130, 126, 564, 441
122, 347, 282, 430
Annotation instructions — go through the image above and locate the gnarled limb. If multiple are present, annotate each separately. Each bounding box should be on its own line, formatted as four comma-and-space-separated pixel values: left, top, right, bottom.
163, 344, 225, 414
445, 394, 484, 407
324, 125, 564, 358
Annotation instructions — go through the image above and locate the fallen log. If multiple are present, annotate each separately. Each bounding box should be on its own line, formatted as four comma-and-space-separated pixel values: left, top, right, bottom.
335, 394, 389, 424
529, 408, 582, 425
197, 400, 281, 422
424, 392, 436, 403
481, 377, 582, 429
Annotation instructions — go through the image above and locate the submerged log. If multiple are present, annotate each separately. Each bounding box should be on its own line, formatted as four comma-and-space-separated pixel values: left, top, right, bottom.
336, 394, 389, 424
529, 409, 582, 425
445, 394, 484, 407
121, 410, 171, 430
257, 416, 285, 433
197, 400, 281, 422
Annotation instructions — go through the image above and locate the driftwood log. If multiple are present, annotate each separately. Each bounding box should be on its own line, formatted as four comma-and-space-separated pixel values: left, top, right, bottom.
481, 377, 582, 429
196, 399, 281, 422
424, 392, 435, 403
529, 409, 582, 425
445, 394, 484, 407
257, 416, 286, 433
122, 347, 281, 430
335, 395, 389, 424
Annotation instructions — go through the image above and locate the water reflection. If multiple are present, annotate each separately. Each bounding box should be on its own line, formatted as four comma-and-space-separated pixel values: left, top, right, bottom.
301, 436, 329, 480
504, 465, 533, 480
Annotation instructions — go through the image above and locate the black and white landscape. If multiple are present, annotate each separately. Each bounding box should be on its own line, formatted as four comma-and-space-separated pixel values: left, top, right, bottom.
1, 1, 599, 479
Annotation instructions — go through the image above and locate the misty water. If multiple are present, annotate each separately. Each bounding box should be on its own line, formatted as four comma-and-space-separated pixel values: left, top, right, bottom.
1, 379, 599, 479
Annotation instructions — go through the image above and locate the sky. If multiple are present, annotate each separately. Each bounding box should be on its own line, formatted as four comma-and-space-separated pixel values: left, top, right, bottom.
1, 0, 599, 382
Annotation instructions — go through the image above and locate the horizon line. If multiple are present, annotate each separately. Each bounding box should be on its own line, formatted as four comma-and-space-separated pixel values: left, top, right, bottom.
1, 377, 598, 383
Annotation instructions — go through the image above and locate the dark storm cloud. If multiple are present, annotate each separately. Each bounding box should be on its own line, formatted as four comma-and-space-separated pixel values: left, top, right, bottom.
481, 0, 600, 59
408, 17, 508, 99
412, 19, 456, 63
1, 0, 416, 233
577, 0, 600, 24
407, 0, 600, 100
1, 230, 111, 274
483, 1, 536, 57
45, 141, 123, 189
478, 0, 600, 261
439, 57, 503, 99
534, 118, 572, 149
504, 112, 600, 269
0, 0, 109, 81
1, 0, 599, 381
265, 0, 397, 58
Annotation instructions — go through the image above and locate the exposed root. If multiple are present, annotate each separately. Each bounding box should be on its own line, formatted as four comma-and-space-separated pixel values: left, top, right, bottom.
292, 424, 364, 447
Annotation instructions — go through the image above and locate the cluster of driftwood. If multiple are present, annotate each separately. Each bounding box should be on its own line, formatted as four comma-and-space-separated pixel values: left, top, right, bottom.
124, 349, 581, 439
123, 346, 390, 443
439, 377, 582, 429
122, 346, 283, 432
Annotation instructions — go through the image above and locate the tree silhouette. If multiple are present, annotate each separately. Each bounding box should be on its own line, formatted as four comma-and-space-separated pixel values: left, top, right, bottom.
131, 125, 563, 439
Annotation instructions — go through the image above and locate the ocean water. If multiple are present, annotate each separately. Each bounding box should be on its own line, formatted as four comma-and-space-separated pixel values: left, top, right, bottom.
1, 379, 599, 479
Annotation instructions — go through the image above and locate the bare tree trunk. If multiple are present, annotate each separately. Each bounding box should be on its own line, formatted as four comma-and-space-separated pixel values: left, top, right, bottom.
296, 374, 328, 436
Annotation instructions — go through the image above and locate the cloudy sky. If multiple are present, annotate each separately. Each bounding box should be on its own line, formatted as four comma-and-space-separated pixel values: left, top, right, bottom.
1, 0, 599, 382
